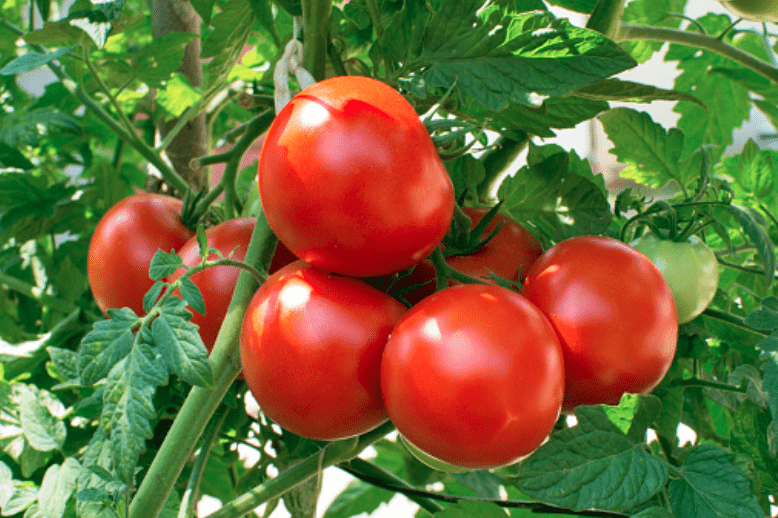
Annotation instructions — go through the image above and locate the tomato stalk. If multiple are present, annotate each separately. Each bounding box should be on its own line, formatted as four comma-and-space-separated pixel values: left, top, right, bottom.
429, 247, 489, 291
301, 0, 332, 81
128, 213, 278, 518
204, 423, 395, 518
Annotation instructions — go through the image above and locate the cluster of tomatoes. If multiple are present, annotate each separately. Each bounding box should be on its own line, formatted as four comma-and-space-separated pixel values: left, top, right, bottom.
86, 76, 717, 471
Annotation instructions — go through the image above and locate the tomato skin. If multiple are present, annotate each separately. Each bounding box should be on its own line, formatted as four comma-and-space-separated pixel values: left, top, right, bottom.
380, 284, 565, 469
87, 193, 194, 316
631, 234, 719, 324
258, 76, 455, 277
719, 0, 778, 22
522, 236, 678, 412
399, 435, 471, 474
447, 207, 543, 283
240, 261, 406, 440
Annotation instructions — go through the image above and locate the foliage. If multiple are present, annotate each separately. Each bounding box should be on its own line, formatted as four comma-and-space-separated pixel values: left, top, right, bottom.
1, 0, 778, 517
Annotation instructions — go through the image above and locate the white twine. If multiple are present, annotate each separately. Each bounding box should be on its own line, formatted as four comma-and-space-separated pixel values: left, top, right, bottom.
273, 17, 317, 114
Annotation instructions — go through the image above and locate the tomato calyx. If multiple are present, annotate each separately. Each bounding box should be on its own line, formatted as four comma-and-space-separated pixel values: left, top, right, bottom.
442, 203, 504, 258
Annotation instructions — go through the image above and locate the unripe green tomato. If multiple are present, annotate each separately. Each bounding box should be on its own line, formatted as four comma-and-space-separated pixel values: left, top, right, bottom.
631, 234, 719, 324
718, 0, 778, 23
399, 435, 472, 473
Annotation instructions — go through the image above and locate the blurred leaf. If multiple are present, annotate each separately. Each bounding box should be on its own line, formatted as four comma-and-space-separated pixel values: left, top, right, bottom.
135, 32, 198, 88
512, 406, 669, 511
18, 387, 67, 452
543, 0, 597, 13
0, 108, 80, 147
201, 0, 255, 97
155, 73, 202, 120
0, 143, 34, 170
668, 444, 764, 518
0, 47, 75, 76
322, 480, 394, 518
36, 458, 81, 518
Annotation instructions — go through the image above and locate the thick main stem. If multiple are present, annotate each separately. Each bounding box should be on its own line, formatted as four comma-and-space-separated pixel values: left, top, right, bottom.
301, 0, 332, 81
128, 214, 278, 518
586, 0, 626, 40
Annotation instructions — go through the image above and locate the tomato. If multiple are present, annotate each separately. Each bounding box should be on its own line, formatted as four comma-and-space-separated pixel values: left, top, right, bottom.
522, 236, 678, 412
167, 218, 297, 351
387, 208, 543, 305
719, 0, 778, 22
631, 234, 719, 324
88, 193, 194, 316
258, 75, 455, 277
240, 261, 406, 440
380, 284, 565, 469
447, 207, 543, 283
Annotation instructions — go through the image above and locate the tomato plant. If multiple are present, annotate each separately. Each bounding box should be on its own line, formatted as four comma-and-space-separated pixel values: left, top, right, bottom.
380, 284, 564, 469
87, 193, 194, 316
718, 0, 778, 22
258, 75, 455, 277
631, 233, 720, 324
240, 261, 406, 440
522, 236, 678, 412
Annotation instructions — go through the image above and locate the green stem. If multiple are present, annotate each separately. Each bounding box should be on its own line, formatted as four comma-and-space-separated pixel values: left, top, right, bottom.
128, 213, 278, 518
83, 46, 138, 139
157, 103, 201, 154
619, 23, 778, 85
429, 247, 488, 291
301, 0, 332, 81
716, 257, 777, 280
338, 458, 445, 514
701, 308, 767, 337
681, 378, 748, 394
586, 0, 626, 40
475, 136, 528, 202
205, 423, 395, 518
178, 406, 231, 518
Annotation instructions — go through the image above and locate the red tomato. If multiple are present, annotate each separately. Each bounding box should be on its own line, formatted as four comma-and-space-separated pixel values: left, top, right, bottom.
522, 236, 678, 412
447, 207, 543, 283
240, 261, 406, 440
258, 75, 455, 277
87, 193, 194, 316
168, 218, 298, 351
380, 284, 565, 469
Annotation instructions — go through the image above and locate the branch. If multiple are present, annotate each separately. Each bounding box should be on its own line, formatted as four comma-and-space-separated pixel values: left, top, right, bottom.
619, 23, 778, 85
586, 0, 626, 40
301, 0, 332, 81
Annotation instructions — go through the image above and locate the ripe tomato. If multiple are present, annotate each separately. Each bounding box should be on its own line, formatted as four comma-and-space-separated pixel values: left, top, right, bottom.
447, 207, 543, 283
522, 236, 678, 412
168, 218, 297, 351
87, 193, 194, 316
380, 284, 565, 469
631, 233, 719, 324
240, 261, 406, 440
719, 0, 778, 22
258, 75, 455, 277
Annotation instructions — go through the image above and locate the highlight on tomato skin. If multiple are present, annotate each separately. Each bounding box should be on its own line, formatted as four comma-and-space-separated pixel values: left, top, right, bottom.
380, 283, 565, 469
240, 260, 407, 441
258, 75, 455, 278
521, 235, 678, 413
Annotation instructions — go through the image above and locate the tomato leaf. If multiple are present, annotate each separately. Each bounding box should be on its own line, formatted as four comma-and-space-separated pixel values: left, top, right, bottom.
148, 249, 183, 281
511, 405, 670, 512
573, 78, 703, 107
598, 107, 695, 192
322, 480, 394, 518
177, 276, 206, 316
418, 8, 636, 112
200, 0, 255, 97
498, 148, 611, 242
434, 500, 506, 518
134, 32, 198, 89
100, 340, 168, 485
142, 281, 166, 313
668, 444, 764, 518
724, 205, 776, 287
602, 394, 662, 444
0, 47, 75, 76
18, 387, 67, 453
152, 297, 213, 387
78, 313, 136, 386
0, 143, 34, 170
36, 458, 81, 518
0, 460, 39, 516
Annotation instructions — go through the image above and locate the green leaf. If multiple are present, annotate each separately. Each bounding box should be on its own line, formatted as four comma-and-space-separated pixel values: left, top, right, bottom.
201, 0, 255, 95
142, 281, 166, 313
135, 32, 198, 88
155, 73, 202, 120
0, 143, 34, 170
18, 387, 67, 453
78, 313, 136, 386
76, 428, 124, 517
273, 0, 300, 16
0, 107, 80, 147
668, 444, 764, 518
436, 500, 506, 517
189, 0, 215, 24
101, 340, 168, 485
0, 461, 38, 516
573, 78, 703, 107
512, 406, 669, 512
322, 480, 394, 518
0, 47, 75, 76
37, 458, 81, 518
152, 297, 213, 387
602, 394, 662, 444
498, 148, 612, 242
47, 346, 80, 382
177, 277, 206, 316
598, 107, 694, 192
148, 249, 183, 281
23, 21, 91, 47
724, 205, 776, 287
418, 9, 636, 111
544, 0, 597, 13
